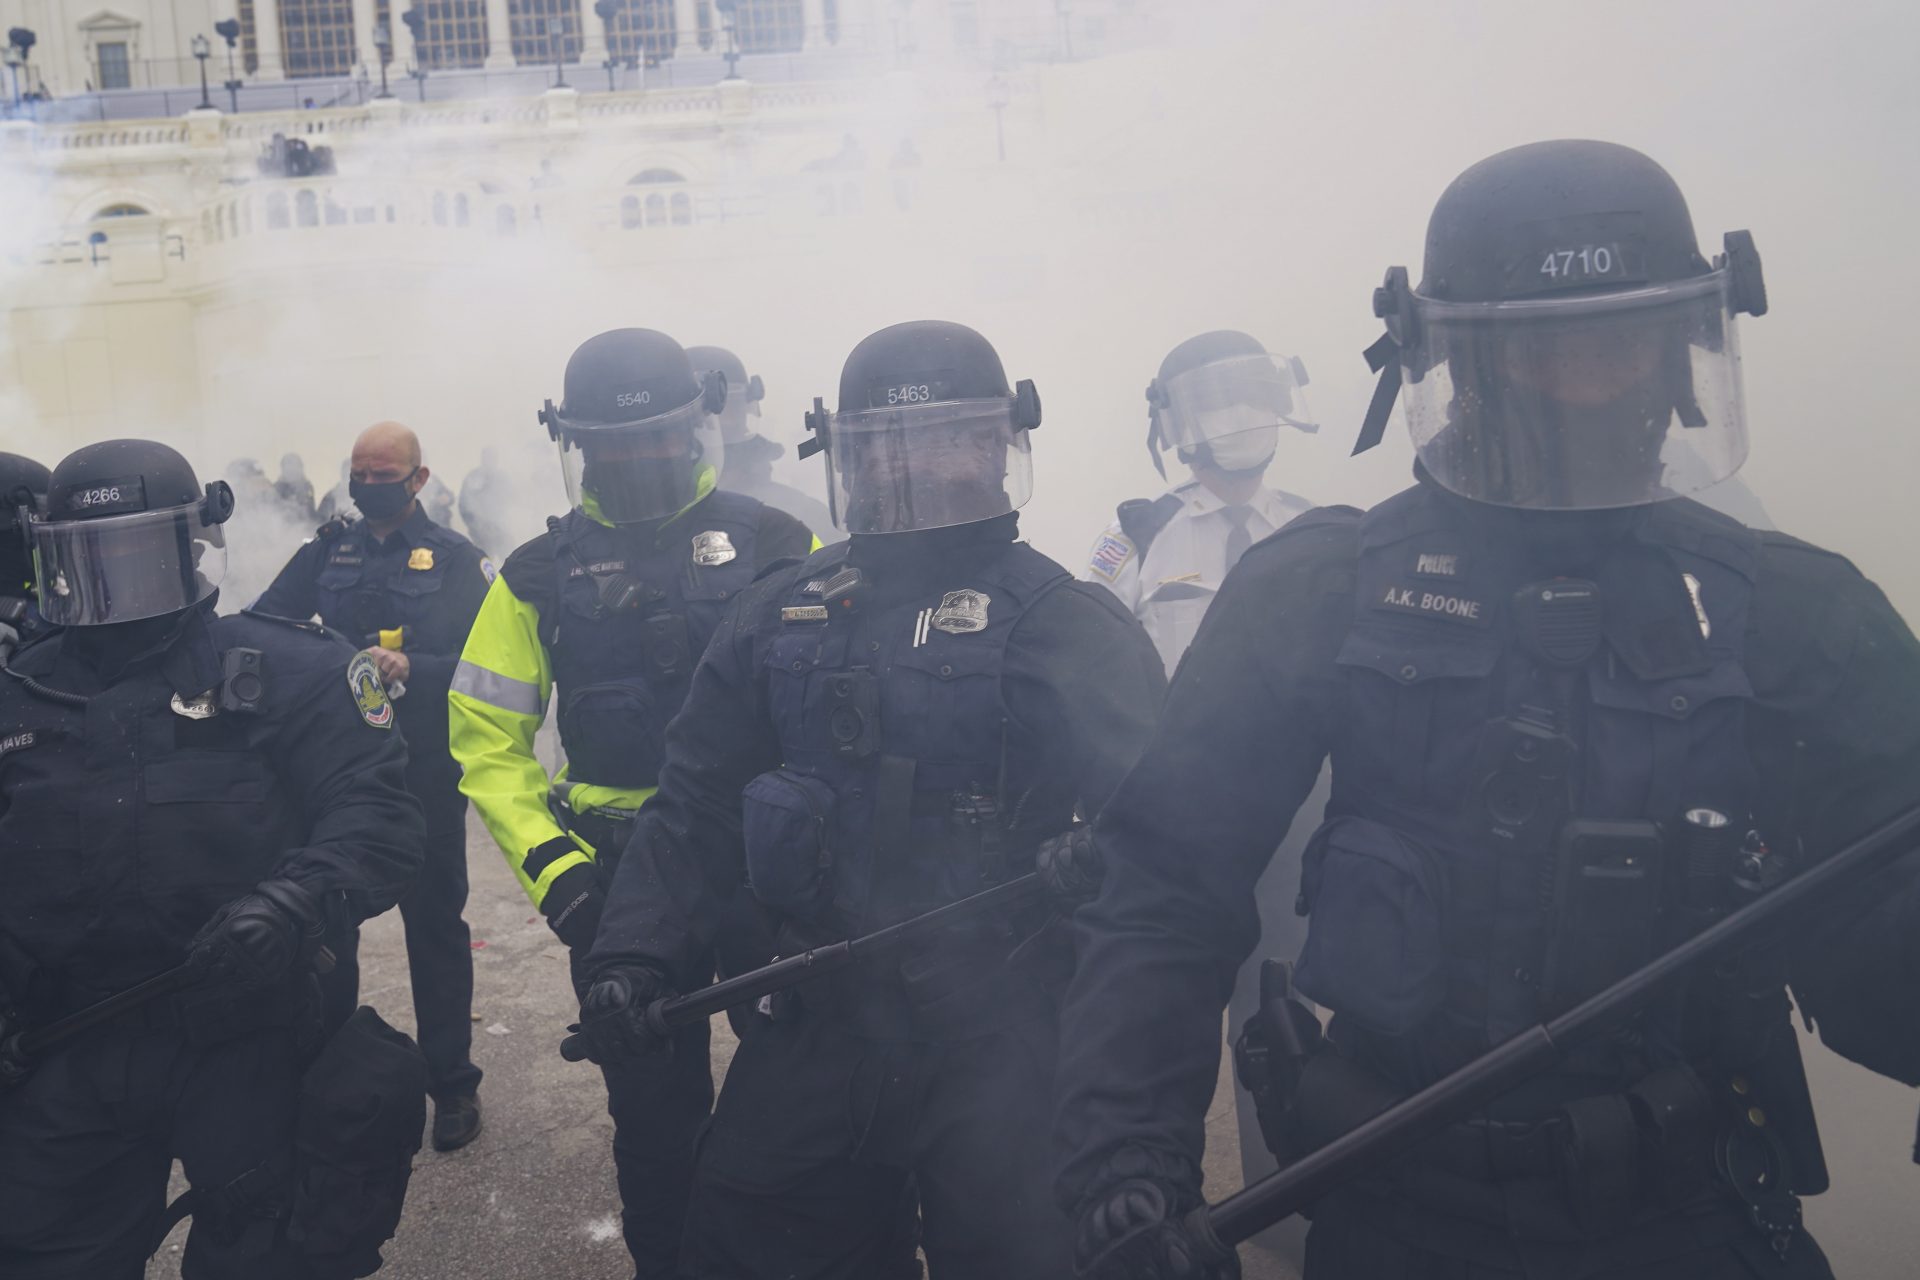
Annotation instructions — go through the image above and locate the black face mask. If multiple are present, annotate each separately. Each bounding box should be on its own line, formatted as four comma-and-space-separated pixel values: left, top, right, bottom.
350, 469, 418, 521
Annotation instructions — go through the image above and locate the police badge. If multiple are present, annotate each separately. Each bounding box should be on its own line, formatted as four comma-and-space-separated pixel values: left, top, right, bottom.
930, 589, 990, 635
691, 530, 737, 567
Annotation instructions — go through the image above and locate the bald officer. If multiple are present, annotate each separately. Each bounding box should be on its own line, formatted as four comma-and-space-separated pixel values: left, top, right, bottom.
255, 421, 494, 1151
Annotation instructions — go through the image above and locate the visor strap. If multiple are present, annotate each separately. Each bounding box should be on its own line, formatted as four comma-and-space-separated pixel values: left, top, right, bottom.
1352, 332, 1402, 457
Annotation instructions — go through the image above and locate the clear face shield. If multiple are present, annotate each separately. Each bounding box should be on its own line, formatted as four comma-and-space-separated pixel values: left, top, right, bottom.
555, 396, 725, 525
819, 398, 1035, 535
714, 373, 765, 447
1401, 273, 1750, 510
1155, 353, 1317, 474
31, 504, 228, 626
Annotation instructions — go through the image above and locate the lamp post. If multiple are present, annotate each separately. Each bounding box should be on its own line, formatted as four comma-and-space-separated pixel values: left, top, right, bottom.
987, 75, 1009, 163
192, 33, 213, 109
5, 27, 35, 110
400, 9, 428, 100
3, 45, 22, 113
215, 18, 243, 111
547, 16, 568, 89
371, 20, 394, 98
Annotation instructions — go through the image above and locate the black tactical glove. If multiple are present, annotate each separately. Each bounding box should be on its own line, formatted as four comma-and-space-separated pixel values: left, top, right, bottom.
1074, 1149, 1239, 1280
1038, 823, 1105, 908
535, 844, 604, 953
189, 878, 321, 992
570, 964, 675, 1065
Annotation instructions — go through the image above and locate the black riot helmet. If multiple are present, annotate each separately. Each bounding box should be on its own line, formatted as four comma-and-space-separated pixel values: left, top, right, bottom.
1145, 330, 1315, 480
32, 439, 234, 626
800, 320, 1042, 535
1356, 139, 1767, 510
537, 328, 728, 525
686, 345, 767, 447
1, 452, 52, 600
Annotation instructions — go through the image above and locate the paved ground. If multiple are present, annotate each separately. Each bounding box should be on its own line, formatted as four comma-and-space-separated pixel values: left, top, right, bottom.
149, 811, 1919, 1278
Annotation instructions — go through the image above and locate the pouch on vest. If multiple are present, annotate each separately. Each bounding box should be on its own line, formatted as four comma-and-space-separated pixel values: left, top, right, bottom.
287, 1005, 426, 1280
1295, 816, 1448, 1038
560, 677, 666, 787
742, 768, 837, 916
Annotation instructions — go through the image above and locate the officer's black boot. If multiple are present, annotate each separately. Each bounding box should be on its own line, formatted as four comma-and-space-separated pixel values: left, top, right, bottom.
431, 1093, 483, 1151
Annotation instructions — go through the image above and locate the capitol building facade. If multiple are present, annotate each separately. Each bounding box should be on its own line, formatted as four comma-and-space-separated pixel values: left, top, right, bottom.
0, 0, 1171, 487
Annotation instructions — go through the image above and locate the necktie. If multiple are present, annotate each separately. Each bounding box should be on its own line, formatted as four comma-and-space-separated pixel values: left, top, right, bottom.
1223, 505, 1254, 574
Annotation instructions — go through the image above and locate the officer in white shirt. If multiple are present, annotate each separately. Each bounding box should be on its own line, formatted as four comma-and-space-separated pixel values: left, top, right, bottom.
1083, 330, 1319, 672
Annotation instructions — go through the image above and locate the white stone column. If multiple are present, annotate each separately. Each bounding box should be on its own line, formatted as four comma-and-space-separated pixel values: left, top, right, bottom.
580, 1, 609, 68
484, 0, 518, 68
350, 0, 382, 81
673, 0, 701, 58
253, 0, 286, 80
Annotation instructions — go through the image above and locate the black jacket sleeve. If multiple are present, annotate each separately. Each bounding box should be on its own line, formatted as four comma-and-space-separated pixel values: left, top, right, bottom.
1003, 580, 1167, 820
246, 619, 428, 922
251, 537, 325, 621
1746, 534, 1920, 1084
1051, 511, 1358, 1209
754, 505, 816, 569
589, 568, 794, 980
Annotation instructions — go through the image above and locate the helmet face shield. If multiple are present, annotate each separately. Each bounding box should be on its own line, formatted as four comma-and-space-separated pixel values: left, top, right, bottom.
1403, 273, 1749, 509
32, 505, 227, 626
1155, 352, 1315, 475
555, 396, 724, 524
822, 399, 1034, 535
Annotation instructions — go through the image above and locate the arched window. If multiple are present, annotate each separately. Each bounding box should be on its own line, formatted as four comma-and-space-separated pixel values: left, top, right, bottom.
602, 0, 676, 64
508, 0, 580, 65
266, 191, 291, 230
731, 0, 804, 53
412, 0, 490, 70
454, 193, 471, 227
278, 0, 359, 79
625, 168, 690, 228
432, 191, 448, 225
295, 189, 319, 227
496, 205, 517, 235
92, 202, 151, 219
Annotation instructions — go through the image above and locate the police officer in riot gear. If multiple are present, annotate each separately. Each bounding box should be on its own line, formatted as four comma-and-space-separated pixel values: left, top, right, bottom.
0, 452, 52, 654
1084, 331, 1319, 673
1053, 140, 1920, 1279
255, 420, 493, 1151
571, 320, 1166, 1280
449, 328, 815, 1276
692, 343, 838, 536
0, 439, 424, 1278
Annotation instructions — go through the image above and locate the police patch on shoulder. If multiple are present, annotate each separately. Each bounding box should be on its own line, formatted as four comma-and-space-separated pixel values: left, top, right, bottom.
1088, 532, 1135, 582
347, 651, 395, 729
931, 589, 990, 635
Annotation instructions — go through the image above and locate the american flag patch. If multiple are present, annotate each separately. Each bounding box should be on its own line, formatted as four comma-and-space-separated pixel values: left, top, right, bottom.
1088, 532, 1135, 582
